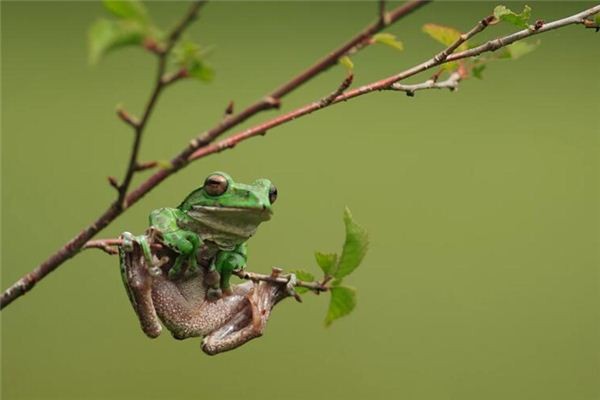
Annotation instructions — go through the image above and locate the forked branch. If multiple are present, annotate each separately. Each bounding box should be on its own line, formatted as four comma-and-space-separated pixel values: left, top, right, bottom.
0, 0, 430, 309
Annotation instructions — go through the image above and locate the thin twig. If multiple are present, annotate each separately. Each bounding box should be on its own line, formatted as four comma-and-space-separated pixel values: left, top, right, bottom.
445, 6, 600, 62
82, 239, 124, 255
388, 71, 461, 96
378, 0, 389, 26
233, 269, 329, 294
134, 161, 159, 172
0, 1, 429, 309
319, 74, 354, 107
185, 4, 600, 162
433, 15, 495, 63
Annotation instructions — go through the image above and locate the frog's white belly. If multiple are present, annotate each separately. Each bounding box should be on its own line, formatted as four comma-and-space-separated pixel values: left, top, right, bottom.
186, 206, 270, 250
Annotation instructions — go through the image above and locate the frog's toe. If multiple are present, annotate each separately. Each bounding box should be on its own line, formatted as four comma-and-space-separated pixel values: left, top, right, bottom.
168, 267, 181, 280
286, 273, 302, 303
206, 287, 223, 301
120, 232, 135, 252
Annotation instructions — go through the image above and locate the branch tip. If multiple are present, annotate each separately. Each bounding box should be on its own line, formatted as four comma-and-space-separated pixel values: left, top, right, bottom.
224, 101, 235, 116
582, 18, 600, 30
135, 161, 158, 172
116, 108, 139, 128
107, 176, 120, 190
319, 73, 354, 107
143, 37, 164, 55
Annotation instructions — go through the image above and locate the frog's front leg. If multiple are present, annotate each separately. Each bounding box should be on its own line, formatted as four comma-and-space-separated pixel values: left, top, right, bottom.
149, 208, 201, 279
214, 243, 247, 296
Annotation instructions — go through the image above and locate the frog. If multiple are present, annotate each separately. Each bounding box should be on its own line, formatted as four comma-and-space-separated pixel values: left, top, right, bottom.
119, 231, 295, 355
118, 172, 291, 354
125, 171, 277, 298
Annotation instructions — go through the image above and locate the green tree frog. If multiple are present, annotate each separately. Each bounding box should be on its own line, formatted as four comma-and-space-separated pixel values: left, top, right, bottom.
118, 172, 287, 354
125, 171, 277, 298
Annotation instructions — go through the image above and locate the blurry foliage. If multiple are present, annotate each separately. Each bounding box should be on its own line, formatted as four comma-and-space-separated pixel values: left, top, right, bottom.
89, 0, 213, 82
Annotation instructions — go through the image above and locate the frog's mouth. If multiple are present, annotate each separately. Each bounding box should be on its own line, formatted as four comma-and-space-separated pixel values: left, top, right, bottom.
186, 205, 272, 247
190, 205, 272, 221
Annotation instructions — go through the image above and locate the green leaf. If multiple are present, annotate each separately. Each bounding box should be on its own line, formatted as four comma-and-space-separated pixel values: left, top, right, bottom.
103, 0, 148, 23
172, 40, 215, 82
338, 56, 354, 72
372, 33, 404, 51
292, 270, 315, 295
493, 5, 532, 28
325, 285, 357, 326
497, 40, 539, 60
188, 60, 215, 82
422, 24, 468, 51
472, 64, 486, 79
596, 13, 600, 25
333, 207, 368, 280
88, 18, 146, 64
314, 252, 337, 276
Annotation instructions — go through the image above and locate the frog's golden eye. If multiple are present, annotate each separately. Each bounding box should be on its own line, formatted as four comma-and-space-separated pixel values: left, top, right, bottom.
204, 174, 228, 196
269, 184, 278, 204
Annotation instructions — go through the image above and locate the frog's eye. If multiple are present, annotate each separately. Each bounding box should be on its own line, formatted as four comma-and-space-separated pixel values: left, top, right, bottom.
269, 184, 278, 204
204, 174, 228, 196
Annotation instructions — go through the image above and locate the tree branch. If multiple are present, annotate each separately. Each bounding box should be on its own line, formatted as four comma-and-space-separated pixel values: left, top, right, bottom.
0, 0, 430, 309
0, 1, 207, 309
83, 240, 328, 296
185, 4, 599, 162
116, 1, 206, 206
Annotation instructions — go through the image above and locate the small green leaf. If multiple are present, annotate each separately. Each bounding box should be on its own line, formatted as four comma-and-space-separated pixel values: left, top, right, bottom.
595, 14, 600, 25
172, 40, 215, 82
88, 18, 146, 64
292, 270, 315, 294
493, 5, 532, 28
334, 207, 368, 280
422, 24, 468, 51
497, 40, 539, 60
325, 285, 357, 326
372, 33, 404, 51
314, 252, 337, 276
338, 56, 354, 72
188, 60, 215, 82
472, 64, 486, 79
103, 0, 148, 23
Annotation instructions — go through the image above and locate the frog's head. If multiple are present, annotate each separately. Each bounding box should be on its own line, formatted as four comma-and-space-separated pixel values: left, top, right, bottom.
179, 172, 277, 247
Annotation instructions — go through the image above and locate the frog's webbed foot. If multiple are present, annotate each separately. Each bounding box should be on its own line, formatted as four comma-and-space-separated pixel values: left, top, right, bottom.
201, 279, 288, 355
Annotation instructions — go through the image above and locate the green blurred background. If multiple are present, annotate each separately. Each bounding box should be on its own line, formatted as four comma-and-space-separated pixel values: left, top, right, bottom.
2, 1, 599, 399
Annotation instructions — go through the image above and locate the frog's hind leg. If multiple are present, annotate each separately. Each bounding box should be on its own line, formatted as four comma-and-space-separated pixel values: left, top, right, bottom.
119, 233, 162, 338
201, 280, 287, 355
